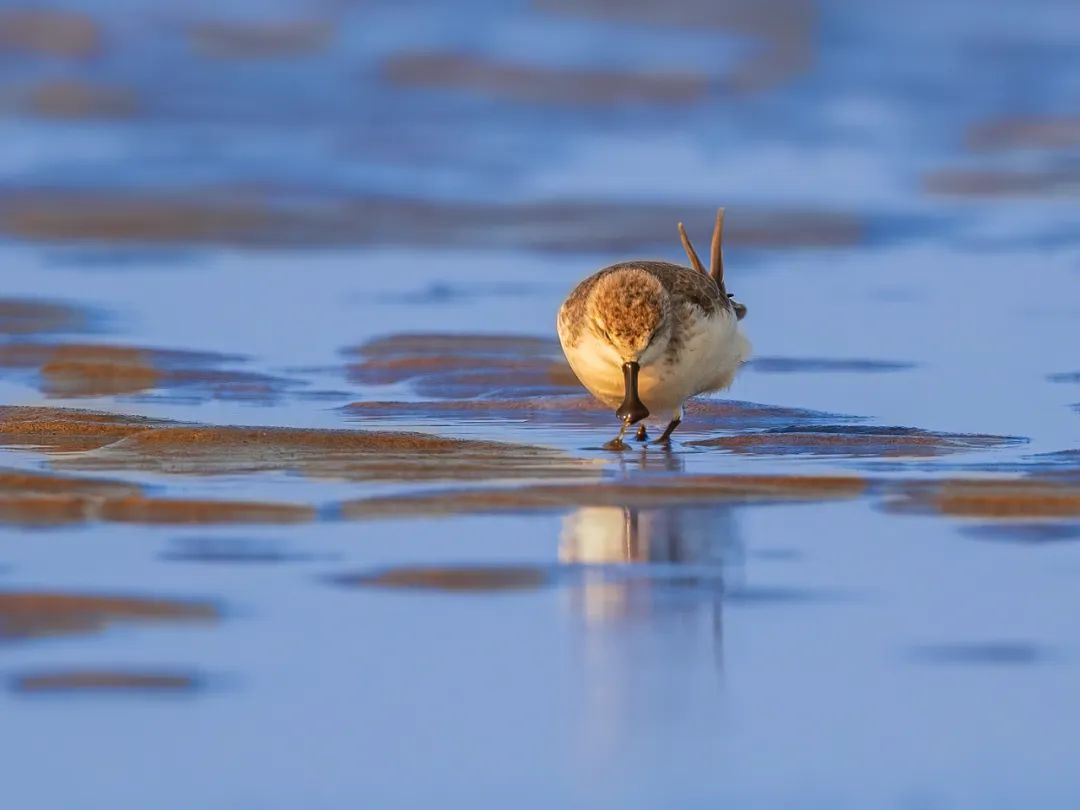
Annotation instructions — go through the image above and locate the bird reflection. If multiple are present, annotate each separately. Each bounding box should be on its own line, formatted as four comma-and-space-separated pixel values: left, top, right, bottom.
560, 504, 736, 567
559, 502, 742, 665
560, 502, 742, 760
611, 445, 687, 477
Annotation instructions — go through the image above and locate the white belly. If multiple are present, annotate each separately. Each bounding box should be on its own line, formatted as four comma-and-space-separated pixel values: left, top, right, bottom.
560, 310, 750, 417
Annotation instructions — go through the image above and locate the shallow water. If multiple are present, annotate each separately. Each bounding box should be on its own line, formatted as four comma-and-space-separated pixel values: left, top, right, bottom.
0, 0, 1078, 807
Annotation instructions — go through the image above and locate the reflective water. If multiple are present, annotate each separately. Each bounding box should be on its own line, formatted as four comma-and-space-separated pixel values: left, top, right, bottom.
0, 0, 1078, 807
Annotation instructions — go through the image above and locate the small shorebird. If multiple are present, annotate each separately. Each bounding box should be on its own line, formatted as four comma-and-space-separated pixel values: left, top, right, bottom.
557, 209, 750, 449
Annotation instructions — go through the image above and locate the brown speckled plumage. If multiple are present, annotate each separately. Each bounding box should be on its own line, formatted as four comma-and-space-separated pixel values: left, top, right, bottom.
558, 261, 732, 351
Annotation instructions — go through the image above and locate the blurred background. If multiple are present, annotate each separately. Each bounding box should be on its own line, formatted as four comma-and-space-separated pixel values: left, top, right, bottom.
1, 0, 1076, 254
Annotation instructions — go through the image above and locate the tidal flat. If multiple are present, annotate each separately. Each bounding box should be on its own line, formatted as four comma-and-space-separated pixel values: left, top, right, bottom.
0, 0, 1078, 807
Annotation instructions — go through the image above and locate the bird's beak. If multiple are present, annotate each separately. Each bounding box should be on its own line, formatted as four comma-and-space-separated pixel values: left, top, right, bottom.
615, 361, 650, 424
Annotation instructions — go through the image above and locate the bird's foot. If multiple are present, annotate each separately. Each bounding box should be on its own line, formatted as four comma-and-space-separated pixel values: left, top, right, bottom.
651, 417, 682, 446
635, 424, 649, 442
603, 420, 633, 451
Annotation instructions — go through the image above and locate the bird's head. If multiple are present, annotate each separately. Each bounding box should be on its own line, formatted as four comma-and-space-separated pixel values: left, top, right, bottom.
585, 268, 671, 365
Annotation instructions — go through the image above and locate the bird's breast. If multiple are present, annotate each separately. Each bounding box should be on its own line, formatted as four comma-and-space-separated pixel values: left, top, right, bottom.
560, 310, 749, 414
560, 330, 626, 407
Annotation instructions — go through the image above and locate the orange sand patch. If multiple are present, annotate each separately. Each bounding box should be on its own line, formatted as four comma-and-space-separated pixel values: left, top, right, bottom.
99, 495, 315, 525
924, 168, 1079, 197
0, 299, 89, 336
0, 406, 174, 451
0, 463, 313, 526
690, 426, 1023, 458
343, 474, 867, 518
0, 344, 296, 401
0, 406, 598, 482
12, 670, 202, 694
57, 423, 601, 481
383, 52, 707, 105
533, 0, 817, 92
338, 566, 551, 592
189, 20, 333, 58
0, 592, 217, 641
23, 80, 137, 120
890, 479, 1080, 519
0, 9, 102, 58
967, 117, 1080, 150
0, 191, 863, 251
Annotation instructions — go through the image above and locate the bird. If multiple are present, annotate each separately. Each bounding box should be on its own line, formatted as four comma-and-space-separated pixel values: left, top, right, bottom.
557, 209, 750, 449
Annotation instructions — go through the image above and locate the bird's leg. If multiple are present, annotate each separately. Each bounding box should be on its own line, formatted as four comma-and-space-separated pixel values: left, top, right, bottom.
603, 419, 631, 451
654, 418, 681, 445
652, 407, 684, 446
654, 418, 681, 444
635, 423, 649, 442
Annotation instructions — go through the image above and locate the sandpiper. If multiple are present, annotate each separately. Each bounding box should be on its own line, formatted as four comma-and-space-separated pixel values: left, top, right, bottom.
557, 209, 750, 449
